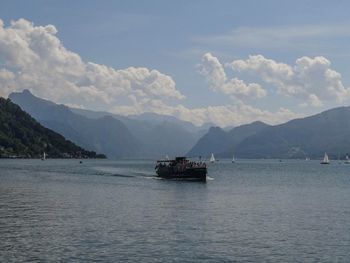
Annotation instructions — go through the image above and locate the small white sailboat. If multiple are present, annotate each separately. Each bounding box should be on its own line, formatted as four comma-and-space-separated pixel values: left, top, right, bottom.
320, 152, 330, 164
345, 155, 350, 164
210, 153, 215, 163
165, 154, 169, 160
232, 155, 235, 163
41, 151, 46, 161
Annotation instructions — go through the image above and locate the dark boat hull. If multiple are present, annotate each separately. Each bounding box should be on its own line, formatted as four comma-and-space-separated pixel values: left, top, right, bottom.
156, 167, 207, 182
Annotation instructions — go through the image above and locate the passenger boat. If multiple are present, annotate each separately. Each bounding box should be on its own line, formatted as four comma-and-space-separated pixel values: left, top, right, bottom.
155, 157, 207, 181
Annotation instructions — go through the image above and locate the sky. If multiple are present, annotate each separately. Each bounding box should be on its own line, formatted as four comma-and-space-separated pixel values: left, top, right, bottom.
1, 0, 350, 127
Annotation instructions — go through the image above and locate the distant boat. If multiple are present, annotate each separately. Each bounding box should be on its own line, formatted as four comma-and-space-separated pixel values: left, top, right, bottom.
165, 154, 169, 160
305, 157, 310, 161
320, 152, 330, 164
41, 151, 46, 161
210, 153, 215, 163
232, 155, 235, 163
345, 155, 350, 164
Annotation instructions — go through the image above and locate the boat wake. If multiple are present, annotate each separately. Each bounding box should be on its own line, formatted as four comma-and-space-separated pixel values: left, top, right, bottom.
144, 176, 163, 180
93, 166, 154, 179
92, 166, 211, 181
109, 173, 135, 178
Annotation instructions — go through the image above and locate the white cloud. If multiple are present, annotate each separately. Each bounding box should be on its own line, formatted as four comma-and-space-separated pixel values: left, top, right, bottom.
112, 98, 299, 127
197, 53, 266, 100
193, 24, 350, 49
0, 18, 184, 108
228, 55, 350, 106
169, 102, 299, 127
0, 18, 300, 127
0, 69, 15, 97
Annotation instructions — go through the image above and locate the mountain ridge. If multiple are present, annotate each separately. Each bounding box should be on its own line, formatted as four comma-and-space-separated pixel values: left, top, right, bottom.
188, 106, 350, 159
0, 97, 105, 158
9, 90, 141, 159
187, 121, 269, 158
234, 106, 350, 159
10, 90, 206, 159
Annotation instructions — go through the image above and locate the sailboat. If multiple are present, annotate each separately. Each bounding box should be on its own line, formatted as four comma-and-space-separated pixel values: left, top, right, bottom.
320, 152, 330, 164
345, 155, 350, 164
41, 151, 46, 161
165, 154, 169, 160
210, 153, 215, 163
232, 155, 235, 163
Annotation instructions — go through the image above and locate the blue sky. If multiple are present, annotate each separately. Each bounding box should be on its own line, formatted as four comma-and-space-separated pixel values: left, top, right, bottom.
1, 0, 350, 126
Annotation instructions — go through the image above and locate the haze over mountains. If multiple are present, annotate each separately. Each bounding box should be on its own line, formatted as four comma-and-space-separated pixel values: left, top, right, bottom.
70, 109, 210, 156
10, 90, 206, 159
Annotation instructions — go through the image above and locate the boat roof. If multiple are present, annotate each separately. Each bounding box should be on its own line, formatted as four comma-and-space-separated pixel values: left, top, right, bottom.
157, 156, 188, 163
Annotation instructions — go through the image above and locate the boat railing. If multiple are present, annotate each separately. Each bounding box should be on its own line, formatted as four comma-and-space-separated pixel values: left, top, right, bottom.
155, 161, 206, 169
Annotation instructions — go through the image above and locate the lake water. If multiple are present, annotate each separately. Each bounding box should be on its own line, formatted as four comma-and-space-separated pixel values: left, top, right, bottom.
1, 159, 350, 262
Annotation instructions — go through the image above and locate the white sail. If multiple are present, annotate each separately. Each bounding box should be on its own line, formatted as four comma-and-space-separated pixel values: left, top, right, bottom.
42, 152, 46, 160
165, 154, 169, 160
321, 152, 329, 164
210, 153, 215, 163
232, 155, 235, 163
345, 155, 350, 164
324, 153, 329, 163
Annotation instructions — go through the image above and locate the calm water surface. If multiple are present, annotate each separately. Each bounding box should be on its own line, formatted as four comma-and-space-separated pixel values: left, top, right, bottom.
1, 159, 350, 262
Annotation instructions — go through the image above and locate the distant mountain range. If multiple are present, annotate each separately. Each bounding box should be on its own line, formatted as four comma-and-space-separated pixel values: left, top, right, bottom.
0, 97, 104, 158
188, 107, 350, 159
12, 89, 350, 160
10, 90, 142, 159
10, 90, 206, 159
70, 108, 209, 158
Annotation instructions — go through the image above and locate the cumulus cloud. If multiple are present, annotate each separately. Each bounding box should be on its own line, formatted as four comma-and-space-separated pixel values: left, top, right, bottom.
197, 53, 267, 100
0, 18, 300, 127
228, 55, 350, 106
170, 102, 299, 127
0, 18, 184, 108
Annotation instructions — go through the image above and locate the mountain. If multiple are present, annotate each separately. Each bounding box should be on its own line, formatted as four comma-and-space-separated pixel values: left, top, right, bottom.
0, 97, 104, 158
187, 127, 230, 158
10, 90, 206, 159
9, 90, 141, 159
235, 107, 350, 159
71, 108, 207, 133
189, 107, 350, 159
220, 121, 270, 156
187, 121, 269, 158
71, 107, 206, 158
